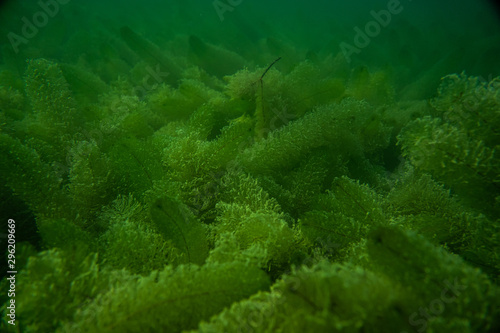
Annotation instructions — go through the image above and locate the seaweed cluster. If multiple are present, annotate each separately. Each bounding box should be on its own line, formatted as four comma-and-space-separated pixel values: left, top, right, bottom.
0, 16, 499, 333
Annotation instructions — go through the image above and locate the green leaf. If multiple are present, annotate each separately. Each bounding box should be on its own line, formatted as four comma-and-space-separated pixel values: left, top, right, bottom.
150, 196, 208, 265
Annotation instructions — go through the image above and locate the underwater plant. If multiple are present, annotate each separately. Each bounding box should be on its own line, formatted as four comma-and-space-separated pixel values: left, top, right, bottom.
0, 12, 499, 333
399, 73, 500, 216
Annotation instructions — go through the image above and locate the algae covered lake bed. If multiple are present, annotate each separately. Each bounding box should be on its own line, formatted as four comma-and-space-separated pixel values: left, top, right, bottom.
0, 1, 499, 332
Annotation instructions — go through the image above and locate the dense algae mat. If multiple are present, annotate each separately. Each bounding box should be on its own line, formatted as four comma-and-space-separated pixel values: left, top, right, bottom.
1, 2, 500, 333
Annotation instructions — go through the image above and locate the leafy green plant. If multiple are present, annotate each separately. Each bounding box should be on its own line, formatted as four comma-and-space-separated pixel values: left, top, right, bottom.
0, 133, 69, 219
150, 196, 208, 265
194, 226, 500, 333
1, 39, 499, 333
61, 261, 270, 333
2, 250, 104, 333
398, 73, 500, 215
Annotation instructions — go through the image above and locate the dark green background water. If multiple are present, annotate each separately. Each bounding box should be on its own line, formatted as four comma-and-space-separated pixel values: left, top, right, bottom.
1, 0, 499, 98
